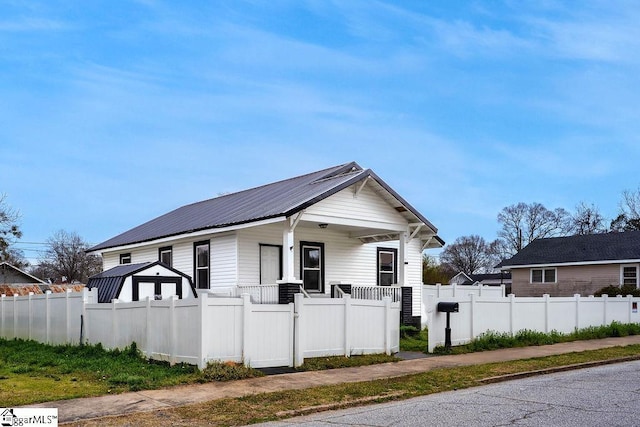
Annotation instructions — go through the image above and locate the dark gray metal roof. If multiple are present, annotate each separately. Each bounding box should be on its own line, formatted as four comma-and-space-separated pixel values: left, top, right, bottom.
89, 162, 440, 252
497, 231, 640, 268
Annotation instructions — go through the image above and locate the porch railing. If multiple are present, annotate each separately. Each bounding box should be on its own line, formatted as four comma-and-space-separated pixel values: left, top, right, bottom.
234, 284, 279, 304
351, 285, 402, 302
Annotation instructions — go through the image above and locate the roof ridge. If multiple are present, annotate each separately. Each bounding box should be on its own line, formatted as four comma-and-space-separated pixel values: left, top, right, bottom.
178, 162, 358, 210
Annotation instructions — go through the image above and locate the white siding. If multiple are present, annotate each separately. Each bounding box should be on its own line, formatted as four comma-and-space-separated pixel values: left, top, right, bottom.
306, 185, 408, 226
211, 233, 238, 288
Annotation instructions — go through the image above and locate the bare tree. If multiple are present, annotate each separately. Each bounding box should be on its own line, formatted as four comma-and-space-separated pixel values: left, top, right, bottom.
0, 194, 22, 264
570, 202, 607, 235
439, 235, 499, 274
36, 230, 102, 283
611, 187, 640, 231
497, 202, 571, 255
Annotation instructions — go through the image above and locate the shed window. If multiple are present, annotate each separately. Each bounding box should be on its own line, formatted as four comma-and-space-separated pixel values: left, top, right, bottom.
120, 253, 131, 264
531, 268, 556, 283
194, 241, 210, 289
159, 246, 173, 267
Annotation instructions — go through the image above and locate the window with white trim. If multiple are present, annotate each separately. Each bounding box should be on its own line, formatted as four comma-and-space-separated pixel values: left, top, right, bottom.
621, 265, 639, 287
530, 268, 556, 283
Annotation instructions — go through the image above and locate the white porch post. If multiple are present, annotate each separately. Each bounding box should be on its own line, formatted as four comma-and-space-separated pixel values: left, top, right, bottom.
398, 230, 409, 286
282, 225, 295, 281
282, 212, 303, 282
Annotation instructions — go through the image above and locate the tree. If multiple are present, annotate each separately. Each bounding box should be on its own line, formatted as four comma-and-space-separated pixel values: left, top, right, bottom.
2, 247, 29, 270
0, 194, 22, 264
439, 235, 499, 274
611, 187, 640, 231
422, 255, 454, 284
569, 202, 607, 235
497, 202, 571, 256
36, 230, 102, 283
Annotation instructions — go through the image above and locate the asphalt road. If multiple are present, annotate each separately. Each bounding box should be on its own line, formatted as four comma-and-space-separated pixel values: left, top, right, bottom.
257, 360, 640, 426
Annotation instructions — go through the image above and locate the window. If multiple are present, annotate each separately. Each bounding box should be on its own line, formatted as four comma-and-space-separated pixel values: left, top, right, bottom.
377, 248, 398, 286
300, 242, 324, 292
621, 265, 639, 287
531, 268, 556, 283
260, 244, 282, 285
159, 246, 173, 267
193, 241, 210, 289
120, 253, 131, 264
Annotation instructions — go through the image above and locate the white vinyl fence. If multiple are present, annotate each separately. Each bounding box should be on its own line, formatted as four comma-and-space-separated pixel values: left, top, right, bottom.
0, 289, 96, 345
1, 290, 399, 369
423, 283, 506, 299
426, 294, 640, 352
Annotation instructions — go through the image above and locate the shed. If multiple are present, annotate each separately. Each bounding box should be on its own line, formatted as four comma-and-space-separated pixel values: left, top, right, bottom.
87, 262, 196, 303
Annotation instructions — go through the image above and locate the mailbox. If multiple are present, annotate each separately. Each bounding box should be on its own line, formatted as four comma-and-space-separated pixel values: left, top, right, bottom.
436, 301, 459, 351
437, 302, 459, 313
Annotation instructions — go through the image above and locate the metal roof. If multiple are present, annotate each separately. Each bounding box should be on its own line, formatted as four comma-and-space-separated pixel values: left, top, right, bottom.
89, 162, 441, 252
497, 231, 640, 268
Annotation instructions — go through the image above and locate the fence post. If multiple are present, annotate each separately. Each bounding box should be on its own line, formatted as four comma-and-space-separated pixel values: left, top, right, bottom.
0, 294, 4, 338
28, 292, 34, 340
383, 296, 391, 355
602, 294, 608, 325
629, 295, 634, 324
452, 283, 457, 297
294, 293, 304, 367
198, 293, 208, 370
241, 293, 253, 366
344, 294, 351, 357
13, 294, 18, 339
145, 296, 152, 358
500, 284, 505, 297
478, 284, 483, 297
543, 294, 550, 333
435, 283, 441, 297
469, 293, 476, 339
169, 296, 177, 366
45, 291, 51, 344
111, 299, 118, 349
509, 294, 515, 335
574, 294, 581, 330
65, 289, 72, 343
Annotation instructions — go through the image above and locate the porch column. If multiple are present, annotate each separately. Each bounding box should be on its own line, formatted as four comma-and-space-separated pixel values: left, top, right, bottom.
398, 230, 409, 286
282, 225, 295, 281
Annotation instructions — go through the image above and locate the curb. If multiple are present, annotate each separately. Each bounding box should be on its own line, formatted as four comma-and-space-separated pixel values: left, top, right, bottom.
478, 354, 640, 384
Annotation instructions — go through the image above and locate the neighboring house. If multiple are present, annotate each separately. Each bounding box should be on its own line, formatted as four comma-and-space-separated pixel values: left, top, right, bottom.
87, 261, 196, 303
88, 162, 444, 312
497, 231, 640, 296
0, 262, 84, 296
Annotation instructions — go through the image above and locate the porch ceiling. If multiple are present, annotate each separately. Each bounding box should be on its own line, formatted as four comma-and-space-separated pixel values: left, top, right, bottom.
297, 220, 430, 244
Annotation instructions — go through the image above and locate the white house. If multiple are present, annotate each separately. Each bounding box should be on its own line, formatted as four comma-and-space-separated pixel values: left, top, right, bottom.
88, 162, 443, 317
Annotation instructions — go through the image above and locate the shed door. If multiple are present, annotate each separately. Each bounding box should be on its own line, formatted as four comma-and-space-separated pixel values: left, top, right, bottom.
132, 276, 182, 301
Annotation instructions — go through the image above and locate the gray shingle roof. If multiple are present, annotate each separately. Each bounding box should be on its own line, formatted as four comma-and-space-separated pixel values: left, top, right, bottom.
89, 162, 439, 252
497, 231, 640, 268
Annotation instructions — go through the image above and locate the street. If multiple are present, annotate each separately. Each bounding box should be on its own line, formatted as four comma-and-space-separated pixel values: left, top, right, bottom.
257, 360, 640, 426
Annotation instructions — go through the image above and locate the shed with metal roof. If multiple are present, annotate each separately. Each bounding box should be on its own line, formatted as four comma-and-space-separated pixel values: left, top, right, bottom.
87, 262, 196, 303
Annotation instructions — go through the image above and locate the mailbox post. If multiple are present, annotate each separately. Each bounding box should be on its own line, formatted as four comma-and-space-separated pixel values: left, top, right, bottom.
436, 302, 459, 351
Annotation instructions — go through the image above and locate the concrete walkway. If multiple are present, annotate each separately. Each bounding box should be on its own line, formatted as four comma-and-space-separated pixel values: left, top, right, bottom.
27, 336, 640, 424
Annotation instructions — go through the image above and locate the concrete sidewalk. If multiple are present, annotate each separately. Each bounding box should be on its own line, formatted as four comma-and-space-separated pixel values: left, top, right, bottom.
28, 335, 640, 424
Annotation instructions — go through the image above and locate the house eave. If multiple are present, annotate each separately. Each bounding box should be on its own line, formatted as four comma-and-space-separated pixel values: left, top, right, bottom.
90, 216, 287, 255
500, 258, 640, 270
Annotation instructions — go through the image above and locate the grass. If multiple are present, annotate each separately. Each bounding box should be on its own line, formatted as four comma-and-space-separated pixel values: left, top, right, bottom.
0, 339, 262, 406
65, 344, 640, 426
296, 353, 399, 371
399, 325, 428, 352
434, 321, 640, 354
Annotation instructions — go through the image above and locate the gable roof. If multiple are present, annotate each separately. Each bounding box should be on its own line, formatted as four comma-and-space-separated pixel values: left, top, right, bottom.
0, 262, 46, 284
497, 231, 640, 268
89, 162, 441, 252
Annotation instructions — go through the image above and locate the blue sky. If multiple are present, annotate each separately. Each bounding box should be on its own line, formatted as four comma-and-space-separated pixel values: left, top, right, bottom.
2, 1, 640, 265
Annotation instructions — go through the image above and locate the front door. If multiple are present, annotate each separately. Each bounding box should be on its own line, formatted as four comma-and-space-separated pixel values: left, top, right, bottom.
260, 244, 282, 284
301, 242, 324, 293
